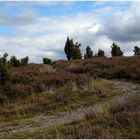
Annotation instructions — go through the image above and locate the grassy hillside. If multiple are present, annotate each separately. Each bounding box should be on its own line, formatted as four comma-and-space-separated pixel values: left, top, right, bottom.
53, 56, 140, 81
9, 90, 139, 139
0, 56, 139, 101
0, 56, 139, 138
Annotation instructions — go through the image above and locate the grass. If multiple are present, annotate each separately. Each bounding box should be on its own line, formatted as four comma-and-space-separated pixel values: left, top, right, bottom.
53, 56, 140, 81
0, 79, 116, 122
2, 91, 139, 139
1, 56, 139, 102
0, 56, 139, 138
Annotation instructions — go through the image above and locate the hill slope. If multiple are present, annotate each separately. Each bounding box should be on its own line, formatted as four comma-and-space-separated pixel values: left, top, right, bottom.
0, 56, 140, 138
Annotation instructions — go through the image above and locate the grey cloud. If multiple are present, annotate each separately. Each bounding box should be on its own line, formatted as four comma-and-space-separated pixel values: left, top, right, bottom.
97, 4, 140, 42
1, 2, 140, 63
0, 15, 37, 26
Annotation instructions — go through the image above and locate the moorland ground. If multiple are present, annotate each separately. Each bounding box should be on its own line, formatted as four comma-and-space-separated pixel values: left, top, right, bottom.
0, 56, 140, 138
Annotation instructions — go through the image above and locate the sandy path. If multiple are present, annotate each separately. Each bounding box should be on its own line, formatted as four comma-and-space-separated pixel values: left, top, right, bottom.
0, 80, 139, 135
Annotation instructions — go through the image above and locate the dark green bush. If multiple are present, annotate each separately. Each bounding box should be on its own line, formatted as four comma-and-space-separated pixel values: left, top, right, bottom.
0, 53, 11, 86
43, 57, 52, 64
84, 46, 93, 59
10, 55, 21, 67
111, 42, 123, 57
21, 56, 29, 66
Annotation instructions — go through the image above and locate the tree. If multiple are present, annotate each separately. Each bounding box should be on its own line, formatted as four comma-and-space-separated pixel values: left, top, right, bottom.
0, 53, 11, 86
43, 57, 52, 64
111, 42, 123, 57
133, 46, 140, 55
84, 46, 93, 59
64, 37, 82, 60
21, 56, 29, 66
10, 55, 21, 67
64, 37, 74, 61
97, 49, 105, 57
73, 43, 82, 60
3, 53, 8, 64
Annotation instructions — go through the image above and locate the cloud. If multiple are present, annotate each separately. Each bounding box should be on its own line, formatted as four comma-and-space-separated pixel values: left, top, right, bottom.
0, 11, 101, 62
98, 2, 140, 42
0, 1, 140, 63
0, 9, 37, 27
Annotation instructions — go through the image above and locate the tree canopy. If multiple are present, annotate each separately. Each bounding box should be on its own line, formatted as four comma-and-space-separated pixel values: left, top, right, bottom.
111, 42, 123, 57
84, 46, 93, 59
64, 37, 82, 60
97, 49, 105, 57
133, 46, 140, 55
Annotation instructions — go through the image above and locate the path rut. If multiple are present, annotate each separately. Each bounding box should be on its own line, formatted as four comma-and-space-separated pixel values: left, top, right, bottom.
0, 79, 139, 135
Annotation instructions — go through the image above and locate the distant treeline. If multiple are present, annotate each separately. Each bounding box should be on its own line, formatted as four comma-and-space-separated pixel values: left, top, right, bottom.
64, 37, 140, 61
44, 37, 140, 63
0, 36, 140, 86
0, 54, 29, 85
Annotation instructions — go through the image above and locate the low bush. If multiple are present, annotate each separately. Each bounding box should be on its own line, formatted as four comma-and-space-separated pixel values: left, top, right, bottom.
43, 57, 52, 64
1, 56, 139, 100
3, 83, 33, 99
53, 56, 140, 81
114, 111, 140, 126
0, 53, 11, 86
21, 56, 29, 66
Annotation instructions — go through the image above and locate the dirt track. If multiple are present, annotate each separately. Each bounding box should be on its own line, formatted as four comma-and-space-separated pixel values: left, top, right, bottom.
0, 79, 139, 136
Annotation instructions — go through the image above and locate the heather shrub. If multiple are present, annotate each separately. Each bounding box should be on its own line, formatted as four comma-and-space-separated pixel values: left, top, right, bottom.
75, 74, 92, 89
3, 83, 33, 99
64, 81, 78, 93
0, 91, 7, 103
7, 64, 76, 99
11, 64, 43, 84
85, 109, 97, 120
109, 92, 140, 114
52, 60, 67, 70
1, 56, 139, 100
53, 56, 140, 81
110, 66, 130, 79
85, 103, 108, 120
34, 81, 46, 92
114, 111, 140, 126
54, 92, 69, 106
43, 73, 65, 88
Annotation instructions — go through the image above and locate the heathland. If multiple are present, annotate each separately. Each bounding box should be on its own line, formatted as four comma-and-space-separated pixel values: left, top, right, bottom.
0, 55, 140, 138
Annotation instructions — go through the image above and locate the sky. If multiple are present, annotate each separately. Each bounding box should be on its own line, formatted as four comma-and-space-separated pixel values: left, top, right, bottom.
0, 1, 140, 63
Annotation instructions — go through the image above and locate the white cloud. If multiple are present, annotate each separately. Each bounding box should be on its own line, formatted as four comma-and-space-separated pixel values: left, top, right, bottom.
98, 1, 140, 42
0, 1, 140, 63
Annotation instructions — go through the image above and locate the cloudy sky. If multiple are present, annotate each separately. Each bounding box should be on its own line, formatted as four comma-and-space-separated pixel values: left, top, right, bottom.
0, 1, 140, 63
